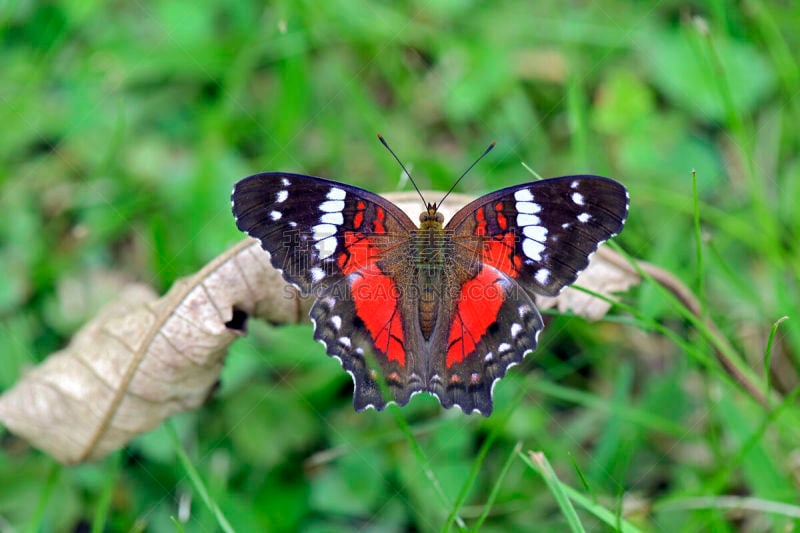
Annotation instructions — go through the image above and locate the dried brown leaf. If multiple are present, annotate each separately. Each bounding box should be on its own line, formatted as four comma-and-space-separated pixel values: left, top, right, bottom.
535, 246, 639, 320
0, 239, 302, 463
0, 191, 636, 464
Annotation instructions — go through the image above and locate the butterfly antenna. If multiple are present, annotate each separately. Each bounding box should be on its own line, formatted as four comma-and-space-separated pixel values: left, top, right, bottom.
437, 141, 496, 208
377, 133, 427, 208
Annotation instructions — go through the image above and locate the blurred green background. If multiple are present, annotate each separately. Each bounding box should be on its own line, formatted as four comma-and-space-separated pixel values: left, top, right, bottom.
2, 1, 800, 531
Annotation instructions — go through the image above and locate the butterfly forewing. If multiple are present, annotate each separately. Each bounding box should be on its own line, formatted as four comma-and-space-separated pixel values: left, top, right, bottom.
232, 172, 416, 292
446, 175, 629, 296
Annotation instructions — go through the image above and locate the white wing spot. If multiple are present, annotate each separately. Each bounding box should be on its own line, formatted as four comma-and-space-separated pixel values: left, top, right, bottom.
570, 180, 579, 189
535, 268, 550, 285
269, 210, 282, 221
523, 238, 545, 260
516, 213, 541, 227
288, 221, 297, 228
319, 200, 345, 212
571, 192, 585, 206
523, 225, 548, 242
510, 323, 523, 338
310, 267, 325, 282
498, 342, 512, 353
327, 187, 346, 200
484, 352, 494, 362
516, 201, 541, 214
320, 212, 344, 225
330, 315, 342, 330
315, 236, 337, 259
514, 189, 534, 202
355, 347, 364, 355
577, 212, 592, 223
338, 336, 352, 348
281, 177, 291, 187
312, 223, 337, 241
561, 222, 571, 229
276, 190, 288, 203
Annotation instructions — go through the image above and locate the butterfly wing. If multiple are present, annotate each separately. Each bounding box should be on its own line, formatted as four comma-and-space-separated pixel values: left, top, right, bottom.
429, 175, 628, 414
232, 172, 417, 292
426, 262, 543, 415
445, 175, 629, 296
231, 172, 422, 410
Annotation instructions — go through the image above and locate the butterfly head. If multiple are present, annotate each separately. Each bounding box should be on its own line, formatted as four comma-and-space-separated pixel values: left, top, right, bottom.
419, 202, 445, 229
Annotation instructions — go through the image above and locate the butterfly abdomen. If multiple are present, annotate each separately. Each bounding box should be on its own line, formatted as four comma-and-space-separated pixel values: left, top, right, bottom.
413, 220, 451, 340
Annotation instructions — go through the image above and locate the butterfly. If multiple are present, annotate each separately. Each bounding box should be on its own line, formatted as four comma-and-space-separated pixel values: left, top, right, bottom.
231, 142, 628, 415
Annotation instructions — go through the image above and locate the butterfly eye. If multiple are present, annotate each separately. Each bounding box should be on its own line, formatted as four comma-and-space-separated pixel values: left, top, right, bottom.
419, 212, 428, 222
435, 212, 444, 223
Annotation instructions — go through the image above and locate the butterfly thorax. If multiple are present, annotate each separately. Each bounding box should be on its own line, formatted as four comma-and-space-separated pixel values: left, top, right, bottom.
413, 203, 450, 340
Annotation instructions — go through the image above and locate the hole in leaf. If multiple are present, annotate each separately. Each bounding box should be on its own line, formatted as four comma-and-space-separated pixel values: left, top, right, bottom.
225, 307, 248, 332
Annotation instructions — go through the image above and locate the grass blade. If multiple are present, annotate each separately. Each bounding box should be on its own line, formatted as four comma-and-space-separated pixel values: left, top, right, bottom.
568, 452, 594, 502
472, 441, 522, 531
444, 407, 517, 531
764, 316, 789, 397
657, 495, 800, 519
520, 450, 585, 533
604, 242, 771, 407
691, 169, 705, 314
519, 450, 644, 533
26, 461, 60, 533
91, 452, 122, 533
389, 408, 466, 530
443, 429, 497, 531
166, 421, 235, 533
705, 383, 800, 494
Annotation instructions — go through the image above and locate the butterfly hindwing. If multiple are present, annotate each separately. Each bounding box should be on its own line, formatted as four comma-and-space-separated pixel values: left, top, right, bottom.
446, 175, 629, 296
428, 264, 543, 415
310, 278, 423, 411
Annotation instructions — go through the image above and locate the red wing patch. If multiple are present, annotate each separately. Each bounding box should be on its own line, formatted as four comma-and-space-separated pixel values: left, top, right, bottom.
494, 201, 508, 230
338, 230, 405, 365
446, 266, 505, 367
353, 200, 366, 228
481, 233, 522, 279
374, 206, 387, 233
350, 263, 405, 366
338, 231, 379, 274
468, 207, 522, 278
475, 207, 488, 236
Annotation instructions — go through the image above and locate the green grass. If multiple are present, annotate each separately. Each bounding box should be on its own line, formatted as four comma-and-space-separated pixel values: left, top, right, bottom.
2, 1, 800, 531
